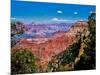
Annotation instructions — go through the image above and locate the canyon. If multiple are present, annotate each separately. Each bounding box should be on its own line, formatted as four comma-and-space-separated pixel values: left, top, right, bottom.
11, 21, 88, 72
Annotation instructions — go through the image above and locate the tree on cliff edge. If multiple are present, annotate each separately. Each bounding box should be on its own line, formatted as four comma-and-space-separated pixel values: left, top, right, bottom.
11, 49, 36, 74
74, 12, 96, 70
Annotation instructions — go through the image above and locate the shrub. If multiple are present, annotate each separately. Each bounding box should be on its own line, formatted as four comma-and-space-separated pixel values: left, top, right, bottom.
11, 49, 36, 74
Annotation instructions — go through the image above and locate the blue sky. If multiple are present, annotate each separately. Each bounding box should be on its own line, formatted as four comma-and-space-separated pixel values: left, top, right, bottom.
11, 0, 96, 23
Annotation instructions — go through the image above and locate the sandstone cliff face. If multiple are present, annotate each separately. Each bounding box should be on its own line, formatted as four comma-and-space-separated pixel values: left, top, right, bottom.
12, 21, 88, 71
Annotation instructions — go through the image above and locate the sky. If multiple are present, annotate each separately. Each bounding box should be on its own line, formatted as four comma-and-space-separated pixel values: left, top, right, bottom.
11, 0, 96, 24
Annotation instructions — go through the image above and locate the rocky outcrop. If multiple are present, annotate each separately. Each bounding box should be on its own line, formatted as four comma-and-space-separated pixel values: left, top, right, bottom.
12, 21, 88, 72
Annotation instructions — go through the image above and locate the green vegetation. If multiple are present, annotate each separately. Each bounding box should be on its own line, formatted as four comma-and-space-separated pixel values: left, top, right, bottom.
47, 12, 96, 71
11, 49, 37, 74
11, 13, 96, 73
47, 39, 81, 72
11, 21, 24, 47
11, 21, 24, 36
60, 40, 81, 65
74, 12, 96, 70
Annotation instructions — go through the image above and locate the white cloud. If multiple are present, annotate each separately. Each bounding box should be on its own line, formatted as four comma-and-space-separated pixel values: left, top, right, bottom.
74, 12, 78, 15
51, 17, 77, 23
52, 17, 58, 21
79, 19, 84, 21
52, 17, 67, 22
57, 10, 63, 14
